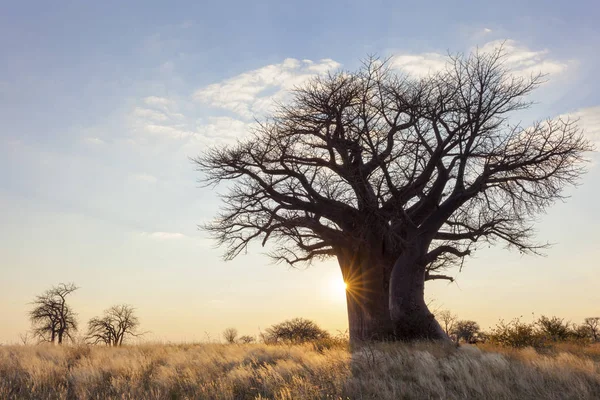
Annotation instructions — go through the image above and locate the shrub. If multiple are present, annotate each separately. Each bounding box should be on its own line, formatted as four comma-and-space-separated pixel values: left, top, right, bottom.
535, 315, 571, 342
263, 318, 330, 344
488, 318, 543, 348
222, 328, 238, 344
238, 335, 255, 344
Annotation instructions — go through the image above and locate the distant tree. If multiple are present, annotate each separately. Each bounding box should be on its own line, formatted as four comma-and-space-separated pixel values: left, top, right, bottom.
18, 332, 31, 346
197, 47, 592, 343
86, 305, 141, 346
263, 318, 330, 344
488, 318, 541, 348
29, 283, 79, 345
536, 315, 571, 342
452, 320, 480, 344
437, 310, 457, 338
222, 328, 238, 344
238, 335, 256, 344
583, 317, 599, 342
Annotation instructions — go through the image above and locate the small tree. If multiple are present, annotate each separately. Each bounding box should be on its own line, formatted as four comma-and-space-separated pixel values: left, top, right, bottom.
222, 328, 238, 344
29, 283, 79, 345
452, 320, 480, 344
263, 318, 330, 344
238, 335, 256, 344
86, 305, 141, 346
536, 315, 571, 342
437, 310, 457, 338
583, 317, 599, 342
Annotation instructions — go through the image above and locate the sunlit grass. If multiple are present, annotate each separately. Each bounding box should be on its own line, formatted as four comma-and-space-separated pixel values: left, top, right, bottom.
1, 341, 599, 399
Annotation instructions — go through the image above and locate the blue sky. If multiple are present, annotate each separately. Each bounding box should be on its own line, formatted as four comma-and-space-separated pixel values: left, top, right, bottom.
1, 0, 599, 343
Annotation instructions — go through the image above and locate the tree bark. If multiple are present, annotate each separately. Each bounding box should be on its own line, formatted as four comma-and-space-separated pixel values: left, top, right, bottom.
338, 249, 394, 344
389, 244, 449, 341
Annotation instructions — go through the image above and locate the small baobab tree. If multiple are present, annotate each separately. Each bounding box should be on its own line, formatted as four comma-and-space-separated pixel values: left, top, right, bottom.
86, 305, 142, 346
29, 283, 79, 345
197, 47, 592, 343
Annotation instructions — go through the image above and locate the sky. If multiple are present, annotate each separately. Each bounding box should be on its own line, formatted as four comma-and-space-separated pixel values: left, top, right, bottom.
1, 0, 599, 343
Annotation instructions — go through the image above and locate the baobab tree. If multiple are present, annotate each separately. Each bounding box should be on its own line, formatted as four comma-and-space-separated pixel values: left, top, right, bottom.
196, 48, 592, 343
29, 283, 79, 345
86, 305, 141, 346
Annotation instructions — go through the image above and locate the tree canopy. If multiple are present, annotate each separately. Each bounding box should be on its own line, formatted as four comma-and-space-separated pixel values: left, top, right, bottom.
197, 47, 592, 342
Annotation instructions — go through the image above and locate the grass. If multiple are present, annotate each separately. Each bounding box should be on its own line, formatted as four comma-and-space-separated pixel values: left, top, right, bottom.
1, 341, 599, 399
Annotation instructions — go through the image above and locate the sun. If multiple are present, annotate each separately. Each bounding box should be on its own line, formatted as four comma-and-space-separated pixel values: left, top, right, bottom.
330, 279, 348, 299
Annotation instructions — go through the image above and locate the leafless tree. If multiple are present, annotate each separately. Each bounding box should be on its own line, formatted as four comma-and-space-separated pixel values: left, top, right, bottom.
18, 332, 31, 346
222, 327, 238, 344
437, 310, 457, 337
196, 47, 592, 343
29, 283, 79, 345
238, 335, 256, 344
584, 317, 600, 342
86, 305, 142, 346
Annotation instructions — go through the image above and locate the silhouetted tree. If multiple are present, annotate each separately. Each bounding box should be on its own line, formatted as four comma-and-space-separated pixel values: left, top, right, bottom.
238, 335, 256, 344
86, 305, 141, 346
263, 318, 329, 344
452, 320, 480, 343
583, 317, 599, 342
437, 310, 457, 337
29, 283, 79, 345
222, 328, 238, 344
197, 47, 592, 343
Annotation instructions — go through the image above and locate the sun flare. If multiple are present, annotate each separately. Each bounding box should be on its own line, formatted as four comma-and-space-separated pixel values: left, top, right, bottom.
331, 279, 348, 297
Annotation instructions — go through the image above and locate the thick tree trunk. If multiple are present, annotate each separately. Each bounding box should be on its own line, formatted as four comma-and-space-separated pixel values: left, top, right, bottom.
389, 247, 449, 341
339, 250, 394, 344
57, 331, 63, 345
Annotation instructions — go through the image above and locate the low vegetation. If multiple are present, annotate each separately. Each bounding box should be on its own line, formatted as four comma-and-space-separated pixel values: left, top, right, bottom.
1, 341, 599, 399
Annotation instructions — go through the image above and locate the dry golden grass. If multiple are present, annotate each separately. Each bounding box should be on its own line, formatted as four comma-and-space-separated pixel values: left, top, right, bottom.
1, 341, 599, 399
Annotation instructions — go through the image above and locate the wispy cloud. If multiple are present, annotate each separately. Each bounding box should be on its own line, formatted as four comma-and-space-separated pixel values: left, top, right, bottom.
391, 39, 569, 78
193, 58, 341, 118
565, 106, 600, 148
83, 137, 105, 145
131, 173, 158, 183
141, 231, 187, 240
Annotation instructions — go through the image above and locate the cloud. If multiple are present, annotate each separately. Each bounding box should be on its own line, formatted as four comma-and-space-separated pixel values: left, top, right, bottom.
141, 231, 186, 240
483, 28, 493, 34
84, 137, 105, 145
390, 39, 568, 79
567, 106, 600, 147
132, 173, 158, 183
133, 107, 169, 122
144, 124, 195, 139
479, 40, 568, 77
193, 58, 341, 118
144, 96, 174, 109
391, 53, 448, 77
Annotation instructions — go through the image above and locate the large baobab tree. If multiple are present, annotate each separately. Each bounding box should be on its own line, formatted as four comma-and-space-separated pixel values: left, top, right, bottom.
29, 283, 79, 345
196, 48, 592, 343
86, 305, 142, 346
